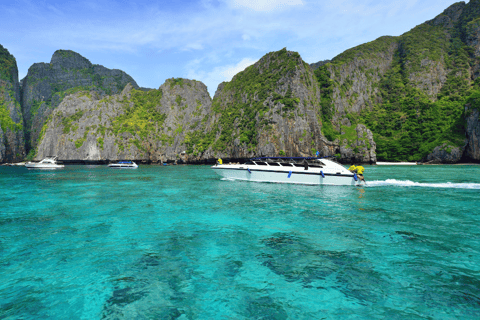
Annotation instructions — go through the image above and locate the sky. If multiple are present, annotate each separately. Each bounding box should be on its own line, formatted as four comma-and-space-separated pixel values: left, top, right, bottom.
1, 0, 463, 96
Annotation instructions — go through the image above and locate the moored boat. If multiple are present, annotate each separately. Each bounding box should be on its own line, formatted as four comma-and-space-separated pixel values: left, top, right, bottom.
212, 157, 364, 186
108, 160, 138, 168
25, 156, 64, 169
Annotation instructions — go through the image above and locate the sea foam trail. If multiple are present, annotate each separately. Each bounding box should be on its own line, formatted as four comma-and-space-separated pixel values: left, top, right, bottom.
366, 179, 480, 189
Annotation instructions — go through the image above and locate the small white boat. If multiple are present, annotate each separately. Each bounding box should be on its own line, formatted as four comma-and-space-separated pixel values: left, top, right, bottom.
212, 157, 364, 186
108, 161, 138, 169
25, 156, 64, 169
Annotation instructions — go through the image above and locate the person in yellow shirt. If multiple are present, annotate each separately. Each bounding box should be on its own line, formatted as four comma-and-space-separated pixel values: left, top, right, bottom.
216, 158, 223, 165
348, 164, 366, 183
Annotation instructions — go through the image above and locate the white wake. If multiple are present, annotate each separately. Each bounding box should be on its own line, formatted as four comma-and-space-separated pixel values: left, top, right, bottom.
366, 179, 480, 189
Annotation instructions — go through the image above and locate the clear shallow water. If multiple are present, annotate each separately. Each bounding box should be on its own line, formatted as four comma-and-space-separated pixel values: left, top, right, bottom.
1, 164, 480, 319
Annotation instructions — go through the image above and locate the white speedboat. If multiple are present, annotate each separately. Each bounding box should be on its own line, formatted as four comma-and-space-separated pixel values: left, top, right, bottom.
108, 161, 138, 168
212, 157, 364, 186
25, 156, 64, 169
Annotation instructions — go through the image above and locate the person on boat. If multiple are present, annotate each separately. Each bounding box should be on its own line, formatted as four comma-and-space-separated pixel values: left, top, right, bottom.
348, 164, 356, 172
348, 163, 366, 183
216, 158, 223, 166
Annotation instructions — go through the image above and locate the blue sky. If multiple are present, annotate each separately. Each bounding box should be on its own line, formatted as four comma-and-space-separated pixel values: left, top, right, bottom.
1, 0, 461, 96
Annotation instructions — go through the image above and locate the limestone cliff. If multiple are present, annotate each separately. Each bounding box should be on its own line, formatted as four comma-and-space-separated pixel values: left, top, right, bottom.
21, 50, 139, 154
36, 79, 213, 162
186, 48, 376, 163
0, 45, 25, 162
312, 0, 480, 163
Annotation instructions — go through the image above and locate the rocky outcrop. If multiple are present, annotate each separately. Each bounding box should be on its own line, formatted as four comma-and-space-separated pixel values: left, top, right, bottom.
36, 79, 213, 162
209, 49, 325, 158
338, 124, 376, 163
0, 45, 25, 162
21, 50, 139, 152
425, 144, 465, 163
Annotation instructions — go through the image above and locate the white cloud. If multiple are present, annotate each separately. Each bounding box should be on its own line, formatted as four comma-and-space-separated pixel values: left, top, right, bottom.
231, 0, 304, 12
186, 57, 258, 96
219, 58, 257, 80
183, 42, 204, 51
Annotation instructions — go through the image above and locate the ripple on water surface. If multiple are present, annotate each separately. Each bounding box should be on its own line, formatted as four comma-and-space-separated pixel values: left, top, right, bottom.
1, 164, 480, 319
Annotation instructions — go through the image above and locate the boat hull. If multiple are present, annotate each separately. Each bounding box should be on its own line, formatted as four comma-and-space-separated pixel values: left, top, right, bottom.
108, 164, 138, 168
212, 167, 362, 186
25, 164, 64, 169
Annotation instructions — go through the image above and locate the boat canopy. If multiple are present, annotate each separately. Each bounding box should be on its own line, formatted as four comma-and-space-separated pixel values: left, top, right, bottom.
250, 156, 337, 163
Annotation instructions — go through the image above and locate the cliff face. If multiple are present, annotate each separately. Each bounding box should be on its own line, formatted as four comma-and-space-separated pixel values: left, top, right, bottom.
310, 0, 480, 163
36, 79, 213, 162
21, 50, 139, 153
0, 45, 25, 162
36, 49, 377, 163
184, 49, 376, 163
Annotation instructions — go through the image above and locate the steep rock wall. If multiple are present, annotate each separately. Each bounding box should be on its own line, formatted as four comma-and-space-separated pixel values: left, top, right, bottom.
311, 0, 480, 163
188, 49, 376, 163
36, 79, 213, 162
21, 50, 139, 153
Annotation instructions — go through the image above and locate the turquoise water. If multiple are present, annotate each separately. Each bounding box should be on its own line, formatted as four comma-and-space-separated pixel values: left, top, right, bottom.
1, 164, 480, 319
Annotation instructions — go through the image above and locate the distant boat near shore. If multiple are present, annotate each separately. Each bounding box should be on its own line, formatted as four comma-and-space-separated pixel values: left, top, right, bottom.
376, 162, 417, 165
108, 160, 138, 169
25, 156, 64, 169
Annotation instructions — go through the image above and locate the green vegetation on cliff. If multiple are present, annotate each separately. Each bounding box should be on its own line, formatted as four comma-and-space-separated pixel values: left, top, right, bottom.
108, 88, 167, 152
362, 5, 476, 161
111, 88, 166, 139
314, 66, 337, 141
362, 51, 470, 161
0, 98, 22, 132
